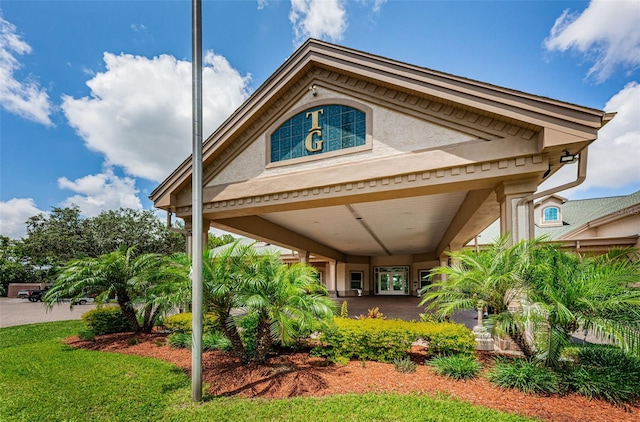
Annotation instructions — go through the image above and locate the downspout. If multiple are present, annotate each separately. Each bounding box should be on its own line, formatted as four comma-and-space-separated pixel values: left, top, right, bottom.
516, 147, 588, 240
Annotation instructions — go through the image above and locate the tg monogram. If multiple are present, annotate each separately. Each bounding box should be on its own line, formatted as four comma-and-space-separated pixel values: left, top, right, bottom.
304, 109, 324, 152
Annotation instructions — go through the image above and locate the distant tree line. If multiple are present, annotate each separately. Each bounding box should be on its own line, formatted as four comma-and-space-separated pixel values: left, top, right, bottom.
0, 206, 233, 295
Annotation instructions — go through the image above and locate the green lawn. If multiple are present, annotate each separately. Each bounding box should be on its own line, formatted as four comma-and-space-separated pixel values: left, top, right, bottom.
0, 321, 537, 422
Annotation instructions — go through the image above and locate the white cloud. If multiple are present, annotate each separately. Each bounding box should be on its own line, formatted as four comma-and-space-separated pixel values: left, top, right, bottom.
545, 0, 640, 82
61, 51, 250, 182
0, 15, 53, 126
58, 167, 143, 217
257, 0, 269, 10
289, 0, 347, 44
0, 198, 46, 239
539, 82, 640, 197
356, 0, 387, 13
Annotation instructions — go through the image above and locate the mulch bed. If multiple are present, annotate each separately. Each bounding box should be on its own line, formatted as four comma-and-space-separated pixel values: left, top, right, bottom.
65, 332, 639, 422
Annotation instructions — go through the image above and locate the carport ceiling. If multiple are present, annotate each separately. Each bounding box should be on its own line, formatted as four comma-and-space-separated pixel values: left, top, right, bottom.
260, 191, 468, 256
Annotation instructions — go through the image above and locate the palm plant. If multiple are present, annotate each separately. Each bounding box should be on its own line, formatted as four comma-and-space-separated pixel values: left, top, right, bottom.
201, 241, 256, 363
201, 240, 335, 364
419, 236, 537, 357
240, 253, 336, 363
44, 246, 182, 332
525, 245, 640, 367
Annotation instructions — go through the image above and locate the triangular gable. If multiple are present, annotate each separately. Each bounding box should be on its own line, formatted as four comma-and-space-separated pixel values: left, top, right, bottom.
151, 39, 611, 213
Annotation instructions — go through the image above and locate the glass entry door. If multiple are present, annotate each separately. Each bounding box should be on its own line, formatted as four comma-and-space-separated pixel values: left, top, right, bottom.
374, 267, 409, 295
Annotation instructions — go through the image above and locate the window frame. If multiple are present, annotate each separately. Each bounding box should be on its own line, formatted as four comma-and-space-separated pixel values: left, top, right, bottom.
542, 206, 560, 222
350, 271, 363, 290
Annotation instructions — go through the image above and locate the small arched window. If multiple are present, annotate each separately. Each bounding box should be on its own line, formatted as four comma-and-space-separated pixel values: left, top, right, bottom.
543, 206, 559, 222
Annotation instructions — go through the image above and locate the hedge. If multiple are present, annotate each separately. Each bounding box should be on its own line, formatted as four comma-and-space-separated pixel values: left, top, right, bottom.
162, 312, 219, 333
313, 317, 475, 363
81, 306, 134, 335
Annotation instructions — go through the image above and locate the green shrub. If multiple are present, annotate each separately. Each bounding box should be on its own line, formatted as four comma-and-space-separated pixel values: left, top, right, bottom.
238, 312, 259, 357
127, 337, 139, 346
313, 318, 475, 363
167, 332, 191, 348
162, 312, 218, 333
561, 345, 640, 405
167, 331, 232, 351
487, 358, 560, 395
77, 329, 95, 341
393, 356, 417, 373
81, 307, 134, 335
203, 331, 232, 351
429, 355, 482, 380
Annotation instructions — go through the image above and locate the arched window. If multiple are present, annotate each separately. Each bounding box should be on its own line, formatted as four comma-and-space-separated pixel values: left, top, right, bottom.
543, 206, 559, 222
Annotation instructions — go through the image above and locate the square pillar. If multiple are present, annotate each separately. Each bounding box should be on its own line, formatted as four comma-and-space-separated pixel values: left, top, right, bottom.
496, 179, 538, 244
184, 218, 210, 257
326, 260, 337, 297
298, 250, 310, 264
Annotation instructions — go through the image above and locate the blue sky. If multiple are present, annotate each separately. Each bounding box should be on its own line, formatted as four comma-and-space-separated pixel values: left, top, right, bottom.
1, 0, 639, 239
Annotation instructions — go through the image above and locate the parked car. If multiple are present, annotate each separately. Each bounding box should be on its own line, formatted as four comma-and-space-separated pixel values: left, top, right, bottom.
71, 297, 94, 305
27, 285, 51, 302
17, 289, 30, 299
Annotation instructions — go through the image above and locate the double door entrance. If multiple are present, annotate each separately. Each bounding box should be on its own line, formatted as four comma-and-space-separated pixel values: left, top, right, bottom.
374, 266, 409, 295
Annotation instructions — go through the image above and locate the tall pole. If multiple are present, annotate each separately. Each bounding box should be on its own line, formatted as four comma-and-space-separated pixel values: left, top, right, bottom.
191, 0, 204, 402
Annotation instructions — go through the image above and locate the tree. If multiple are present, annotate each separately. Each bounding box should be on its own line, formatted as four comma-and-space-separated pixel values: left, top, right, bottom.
195, 240, 335, 364
420, 236, 538, 357
20, 206, 185, 271
525, 245, 640, 367
86, 208, 185, 256
207, 233, 236, 250
240, 252, 336, 363
22, 206, 89, 267
421, 236, 640, 366
0, 236, 37, 295
44, 246, 185, 333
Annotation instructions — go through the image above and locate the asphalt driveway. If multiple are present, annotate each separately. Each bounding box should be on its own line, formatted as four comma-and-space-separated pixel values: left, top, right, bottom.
0, 295, 476, 330
0, 297, 96, 328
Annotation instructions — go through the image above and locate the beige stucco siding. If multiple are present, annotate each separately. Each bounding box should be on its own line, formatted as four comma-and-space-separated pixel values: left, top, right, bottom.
572, 214, 640, 241
207, 88, 474, 188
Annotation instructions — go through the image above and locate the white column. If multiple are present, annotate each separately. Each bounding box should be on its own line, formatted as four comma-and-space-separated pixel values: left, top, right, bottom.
298, 250, 310, 264
326, 260, 337, 297
496, 179, 537, 244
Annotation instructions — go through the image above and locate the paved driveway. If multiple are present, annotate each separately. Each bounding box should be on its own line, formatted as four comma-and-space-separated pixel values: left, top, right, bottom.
0, 295, 477, 330
0, 298, 96, 328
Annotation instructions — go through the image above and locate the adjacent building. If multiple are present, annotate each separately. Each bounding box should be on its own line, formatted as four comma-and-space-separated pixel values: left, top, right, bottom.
476, 190, 640, 253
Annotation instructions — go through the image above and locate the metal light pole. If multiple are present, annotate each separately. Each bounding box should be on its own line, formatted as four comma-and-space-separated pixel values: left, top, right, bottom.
191, 0, 204, 402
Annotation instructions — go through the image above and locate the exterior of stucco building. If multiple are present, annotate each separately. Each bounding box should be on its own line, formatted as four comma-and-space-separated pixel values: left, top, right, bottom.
151, 39, 613, 297
475, 190, 640, 253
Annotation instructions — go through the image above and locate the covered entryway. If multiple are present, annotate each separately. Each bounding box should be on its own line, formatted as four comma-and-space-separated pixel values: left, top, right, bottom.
151, 39, 612, 297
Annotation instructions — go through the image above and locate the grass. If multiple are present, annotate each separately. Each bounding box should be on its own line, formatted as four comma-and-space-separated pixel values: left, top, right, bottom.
0, 321, 537, 422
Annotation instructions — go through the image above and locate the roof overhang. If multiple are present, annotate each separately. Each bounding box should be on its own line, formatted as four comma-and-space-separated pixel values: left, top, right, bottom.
151, 39, 611, 260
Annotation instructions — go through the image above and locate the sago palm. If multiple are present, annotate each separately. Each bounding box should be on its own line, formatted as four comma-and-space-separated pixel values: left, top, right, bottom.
201, 240, 335, 364
240, 253, 336, 363
420, 236, 537, 356
44, 246, 179, 332
525, 245, 640, 367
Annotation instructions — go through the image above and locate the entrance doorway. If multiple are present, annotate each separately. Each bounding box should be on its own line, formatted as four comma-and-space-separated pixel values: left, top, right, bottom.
374, 266, 409, 295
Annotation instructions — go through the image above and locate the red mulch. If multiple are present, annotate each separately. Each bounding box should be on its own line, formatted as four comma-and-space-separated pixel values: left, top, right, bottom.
65, 332, 640, 422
